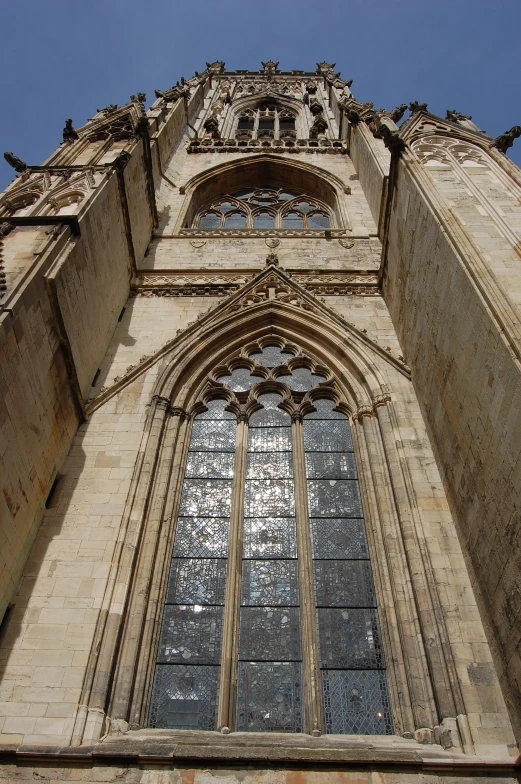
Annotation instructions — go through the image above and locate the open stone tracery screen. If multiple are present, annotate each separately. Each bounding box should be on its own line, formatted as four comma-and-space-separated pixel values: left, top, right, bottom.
148, 345, 393, 734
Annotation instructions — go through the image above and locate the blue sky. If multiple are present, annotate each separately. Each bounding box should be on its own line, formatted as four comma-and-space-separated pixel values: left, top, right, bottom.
1, 0, 520, 191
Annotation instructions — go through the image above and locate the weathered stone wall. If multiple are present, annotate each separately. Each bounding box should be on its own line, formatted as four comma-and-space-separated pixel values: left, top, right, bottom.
349, 123, 389, 237
383, 155, 521, 741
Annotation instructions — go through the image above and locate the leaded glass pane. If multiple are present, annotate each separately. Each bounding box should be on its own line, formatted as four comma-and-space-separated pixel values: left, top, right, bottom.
157, 605, 224, 664
246, 452, 293, 479
310, 518, 369, 559
308, 212, 330, 229
244, 479, 295, 517
307, 480, 362, 518
185, 451, 235, 478
224, 212, 246, 228
306, 399, 346, 419
305, 452, 357, 479
217, 201, 234, 214
190, 420, 236, 451
296, 201, 313, 213
249, 408, 291, 427
253, 212, 275, 228
179, 479, 232, 517
199, 213, 221, 229
217, 367, 264, 392
278, 367, 326, 392
303, 420, 353, 451
322, 670, 393, 735
149, 665, 220, 730
197, 399, 236, 419
249, 346, 294, 367
248, 427, 291, 452
166, 558, 227, 605
236, 662, 303, 732
239, 607, 301, 660
313, 561, 375, 607
242, 560, 299, 606
283, 212, 304, 228
317, 608, 385, 668
243, 517, 297, 558
173, 518, 230, 558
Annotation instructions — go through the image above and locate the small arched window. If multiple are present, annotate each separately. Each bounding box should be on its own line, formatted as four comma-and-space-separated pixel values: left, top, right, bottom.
148, 343, 393, 736
194, 187, 331, 230
234, 104, 297, 141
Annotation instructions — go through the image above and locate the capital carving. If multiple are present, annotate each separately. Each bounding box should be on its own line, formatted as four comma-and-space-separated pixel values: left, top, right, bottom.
355, 405, 374, 421
291, 412, 303, 424
152, 395, 172, 412
237, 411, 249, 423
170, 406, 187, 418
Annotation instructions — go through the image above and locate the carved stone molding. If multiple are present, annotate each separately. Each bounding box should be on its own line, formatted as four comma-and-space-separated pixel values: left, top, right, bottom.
180, 228, 348, 239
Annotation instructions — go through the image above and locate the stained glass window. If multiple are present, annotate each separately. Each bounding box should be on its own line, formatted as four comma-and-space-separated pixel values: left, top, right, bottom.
194, 186, 332, 230
149, 398, 234, 729
303, 398, 393, 735
150, 350, 393, 736
237, 392, 303, 732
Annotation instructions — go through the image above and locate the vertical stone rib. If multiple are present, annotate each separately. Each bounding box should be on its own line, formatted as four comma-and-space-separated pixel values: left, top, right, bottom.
217, 415, 247, 732
127, 410, 191, 727
81, 395, 172, 741
292, 413, 324, 736
361, 413, 439, 730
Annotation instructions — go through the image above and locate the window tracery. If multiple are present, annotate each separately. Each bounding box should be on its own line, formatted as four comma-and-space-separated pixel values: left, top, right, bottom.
149, 341, 393, 736
194, 187, 332, 230
235, 103, 297, 141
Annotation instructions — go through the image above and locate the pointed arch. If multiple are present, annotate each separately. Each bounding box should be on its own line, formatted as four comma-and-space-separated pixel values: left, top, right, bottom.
73, 268, 471, 746
177, 154, 351, 230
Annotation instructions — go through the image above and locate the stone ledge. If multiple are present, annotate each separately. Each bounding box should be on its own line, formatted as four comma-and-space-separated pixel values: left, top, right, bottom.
0, 731, 518, 773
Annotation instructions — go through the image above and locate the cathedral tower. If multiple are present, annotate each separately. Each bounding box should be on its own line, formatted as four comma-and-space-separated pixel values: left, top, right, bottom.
1, 61, 521, 783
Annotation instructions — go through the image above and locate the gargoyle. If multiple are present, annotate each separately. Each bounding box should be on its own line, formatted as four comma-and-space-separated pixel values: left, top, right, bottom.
3, 152, 27, 172
389, 104, 408, 123
494, 126, 521, 154
63, 119, 79, 142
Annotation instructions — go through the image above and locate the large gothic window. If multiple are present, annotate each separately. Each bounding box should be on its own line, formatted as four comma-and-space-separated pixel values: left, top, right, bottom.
149, 343, 392, 735
194, 187, 331, 230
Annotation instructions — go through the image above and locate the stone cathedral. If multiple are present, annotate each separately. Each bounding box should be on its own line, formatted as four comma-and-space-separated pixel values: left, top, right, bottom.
0, 60, 521, 783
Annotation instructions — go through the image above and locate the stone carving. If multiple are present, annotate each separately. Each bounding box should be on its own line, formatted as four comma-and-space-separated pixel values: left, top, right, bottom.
97, 104, 118, 115
0, 221, 14, 238
338, 238, 355, 249
130, 92, 146, 104
190, 240, 207, 248
409, 101, 428, 114
261, 60, 279, 80
446, 109, 472, 123
494, 126, 521, 154
3, 152, 27, 173
389, 104, 408, 123
266, 252, 279, 266
63, 119, 79, 143
203, 115, 220, 139
378, 124, 406, 155
310, 116, 328, 139
265, 238, 280, 248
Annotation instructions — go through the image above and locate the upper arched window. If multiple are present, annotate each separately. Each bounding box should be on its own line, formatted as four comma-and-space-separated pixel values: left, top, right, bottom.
194, 186, 331, 230
148, 342, 393, 736
235, 103, 297, 141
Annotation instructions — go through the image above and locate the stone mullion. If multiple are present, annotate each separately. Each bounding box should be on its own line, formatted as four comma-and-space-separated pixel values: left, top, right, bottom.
360, 412, 439, 731
80, 395, 172, 743
217, 415, 248, 733
128, 409, 191, 728
292, 413, 324, 737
